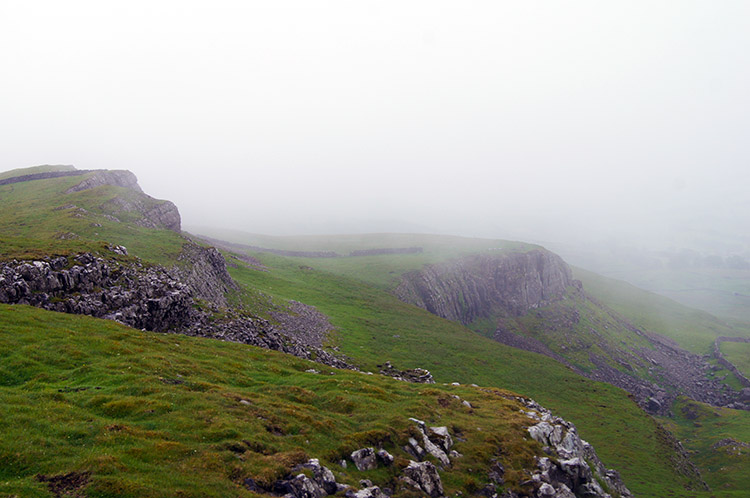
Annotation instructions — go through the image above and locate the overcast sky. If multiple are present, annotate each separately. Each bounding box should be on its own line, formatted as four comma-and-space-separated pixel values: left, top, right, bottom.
2, 1, 748, 252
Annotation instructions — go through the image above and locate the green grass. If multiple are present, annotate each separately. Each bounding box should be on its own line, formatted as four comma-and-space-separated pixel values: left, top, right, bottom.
573, 267, 749, 355
0, 164, 76, 181
226, 253, 710, 497
595, 263, 750, 325
0, 171, 185, 265
1, 172, 746, 496
661, 398, 750, 496
720, 342, 750, 378
0, 303, 561, 498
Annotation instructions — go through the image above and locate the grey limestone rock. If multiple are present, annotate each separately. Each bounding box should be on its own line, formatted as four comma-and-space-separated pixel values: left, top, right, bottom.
522, 397, 632, 498
350, 448, 378, 471
401, 460, 444, 498
293, 459, 338, 496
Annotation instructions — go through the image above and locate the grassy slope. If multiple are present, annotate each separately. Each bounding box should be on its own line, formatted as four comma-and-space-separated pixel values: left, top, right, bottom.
0, 174, 736, 496
720, 342, 750, 378
661, 398, 750, 497
228, 255, 708, 497
0, 164, 75, 181
572, 267, 750, 354
0, 171, 184, 265
605, 266, 750, 324
0, 304, 545, 498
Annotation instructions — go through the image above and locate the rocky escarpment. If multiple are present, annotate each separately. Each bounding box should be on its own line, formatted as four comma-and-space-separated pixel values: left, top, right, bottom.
395, 250, 574, 323
396, 250, 747, 415
520, 397, 634, 498
0, 246, 352, 369
64, 169, 181, 232
65, 170, 143, 194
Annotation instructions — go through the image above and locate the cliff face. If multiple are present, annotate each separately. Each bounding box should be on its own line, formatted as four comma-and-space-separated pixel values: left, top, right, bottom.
395, 249, 574, 324
66, 169, 182, 232
65, 170, 143, 194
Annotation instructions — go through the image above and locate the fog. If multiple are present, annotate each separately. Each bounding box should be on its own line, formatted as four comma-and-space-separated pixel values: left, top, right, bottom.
2, 1, 749, 257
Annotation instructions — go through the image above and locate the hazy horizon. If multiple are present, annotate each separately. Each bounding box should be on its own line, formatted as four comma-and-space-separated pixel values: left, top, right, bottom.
3, 1, 749, 256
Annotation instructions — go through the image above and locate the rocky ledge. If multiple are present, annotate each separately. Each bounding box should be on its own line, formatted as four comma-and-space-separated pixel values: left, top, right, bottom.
0, 245, 352, 370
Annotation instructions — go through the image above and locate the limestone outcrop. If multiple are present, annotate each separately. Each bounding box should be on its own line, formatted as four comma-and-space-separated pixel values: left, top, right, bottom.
0, 245, 352, 370
395, 250, 574, 323
65, 170, 143, 194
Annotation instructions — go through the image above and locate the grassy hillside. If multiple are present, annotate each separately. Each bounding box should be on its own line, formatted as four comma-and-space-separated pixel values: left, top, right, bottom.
0, 304, 546, 498
720, 342, 750, 378
572, 267, 750, 354
0, 171, 742, 496
661, 398, 750, 497
227, 254, 708, 497
0, 169, 184, 265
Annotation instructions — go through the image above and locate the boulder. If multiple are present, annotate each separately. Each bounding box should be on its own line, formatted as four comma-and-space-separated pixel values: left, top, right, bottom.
402, 461, 444, 498
348, 486, 388, 498
428, 426, 453, 452
376, 449, 394, 466
274, 474, 326, 498
351, 448, 378, 471
294, 459, 338, 495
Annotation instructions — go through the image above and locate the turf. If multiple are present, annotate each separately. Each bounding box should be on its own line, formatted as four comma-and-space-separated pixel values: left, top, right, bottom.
0, 304, 545, 498
227, 253, 709, 497
720, 342, 750, 379
661, 398, 750, 497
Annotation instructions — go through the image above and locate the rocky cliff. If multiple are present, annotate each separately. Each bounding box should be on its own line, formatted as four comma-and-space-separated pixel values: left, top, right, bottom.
0, 244, 352, 369
65, 170, 143, 194
395, 250, 574, 323
395, 249, 746, 415
65, 169, 181, 232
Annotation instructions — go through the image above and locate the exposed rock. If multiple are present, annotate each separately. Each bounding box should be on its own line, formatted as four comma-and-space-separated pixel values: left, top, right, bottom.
351, 448, 378, 471
293, 459, 338, 495
378, 361, 435, 384
401, 461, 444, 498
0, 251, 353, 370
65, 170, 142, 194
376, 449, 394, 466
348, 486, 389, 498
395, 250, 573, 323
174, 243, 236, 307
274, 474, 326, 498
427, 427, 453, 453
520, 397, 633, 498
271, 300, 335, 348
